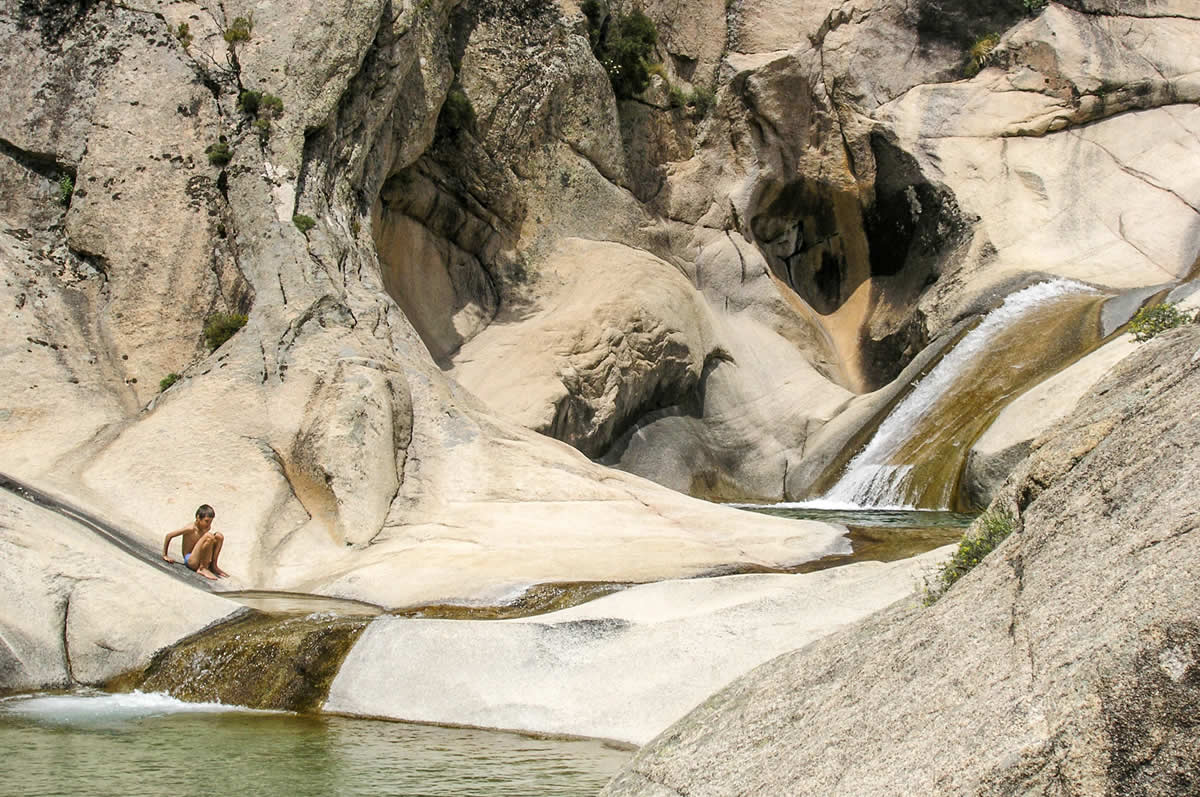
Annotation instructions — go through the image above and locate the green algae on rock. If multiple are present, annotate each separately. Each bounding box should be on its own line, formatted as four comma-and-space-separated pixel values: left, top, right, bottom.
115, 612, 370, 713
393, 581, 634, 620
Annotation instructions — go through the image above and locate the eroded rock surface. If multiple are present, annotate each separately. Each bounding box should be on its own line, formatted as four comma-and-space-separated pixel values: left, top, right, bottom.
602, 325, 1200, 796
327, 546, 951, 745
2, 0, 1199, 660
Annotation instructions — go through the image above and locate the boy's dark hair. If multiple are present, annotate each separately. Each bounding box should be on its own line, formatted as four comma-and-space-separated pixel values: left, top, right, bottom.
195, 504, 216, 519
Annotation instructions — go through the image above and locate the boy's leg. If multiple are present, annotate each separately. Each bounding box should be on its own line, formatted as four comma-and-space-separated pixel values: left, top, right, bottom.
188, 533, 218, 580
210, 532, 229, 578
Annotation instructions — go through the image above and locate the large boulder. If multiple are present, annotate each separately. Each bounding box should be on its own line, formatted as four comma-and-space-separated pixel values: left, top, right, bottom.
602, 323, 1200, 796
326, 547, 951, 744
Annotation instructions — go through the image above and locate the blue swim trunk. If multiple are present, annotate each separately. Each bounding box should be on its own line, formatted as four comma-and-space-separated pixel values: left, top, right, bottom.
183, 552, 190, 565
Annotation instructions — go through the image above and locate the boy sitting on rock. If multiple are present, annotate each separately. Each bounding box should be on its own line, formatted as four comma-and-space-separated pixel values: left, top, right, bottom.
162, 504, 229, 580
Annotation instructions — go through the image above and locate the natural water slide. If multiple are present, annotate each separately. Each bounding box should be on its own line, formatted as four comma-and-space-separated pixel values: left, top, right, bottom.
814, 280, 1109, 510
0, 471, 204, 588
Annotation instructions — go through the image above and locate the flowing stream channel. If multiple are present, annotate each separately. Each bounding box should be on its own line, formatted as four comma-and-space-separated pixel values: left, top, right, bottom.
814, 280, 1106, 510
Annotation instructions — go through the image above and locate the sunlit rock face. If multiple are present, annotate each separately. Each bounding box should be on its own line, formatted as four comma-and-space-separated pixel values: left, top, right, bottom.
1, 0, 1198, 689
602, 325, 1200, 797
326, 548, 950, 745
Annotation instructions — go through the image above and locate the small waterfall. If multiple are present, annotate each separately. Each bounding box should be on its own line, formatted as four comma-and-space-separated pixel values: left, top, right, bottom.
815, 280, 1103, 510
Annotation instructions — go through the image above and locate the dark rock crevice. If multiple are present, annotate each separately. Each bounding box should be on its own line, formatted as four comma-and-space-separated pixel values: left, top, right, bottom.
0, 136, 74, 183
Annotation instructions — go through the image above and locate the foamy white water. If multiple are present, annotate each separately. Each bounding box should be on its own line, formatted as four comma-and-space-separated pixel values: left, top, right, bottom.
0, 690, 254, 725
820, 280, 1098, 510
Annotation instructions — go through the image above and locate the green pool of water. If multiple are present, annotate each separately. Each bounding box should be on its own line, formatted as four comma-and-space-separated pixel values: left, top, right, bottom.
0, 691, 630, 797
731, 505, 976, 573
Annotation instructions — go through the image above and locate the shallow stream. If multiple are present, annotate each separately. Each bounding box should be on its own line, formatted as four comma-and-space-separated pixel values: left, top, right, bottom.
0, 692, 630, 797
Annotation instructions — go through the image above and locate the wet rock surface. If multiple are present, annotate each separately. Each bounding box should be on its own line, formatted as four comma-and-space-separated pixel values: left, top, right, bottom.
124, 612, 370, 713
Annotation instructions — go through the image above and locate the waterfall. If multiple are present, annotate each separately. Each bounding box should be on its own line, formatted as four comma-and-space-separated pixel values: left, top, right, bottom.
812, 280, 1101, 510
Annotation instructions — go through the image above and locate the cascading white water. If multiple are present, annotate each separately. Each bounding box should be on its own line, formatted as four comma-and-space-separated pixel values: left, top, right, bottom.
813, 280, 1100, 510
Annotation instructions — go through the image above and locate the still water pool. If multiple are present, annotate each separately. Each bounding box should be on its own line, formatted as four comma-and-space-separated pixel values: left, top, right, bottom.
732, 505, 976, 572
0, 691, 630, 797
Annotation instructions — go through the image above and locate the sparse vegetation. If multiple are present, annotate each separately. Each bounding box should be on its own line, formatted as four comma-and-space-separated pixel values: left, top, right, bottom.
292, 214, 316, 234
173, 21, 192, 48
923, 508, 1016, 605
203, 312, 248, 351
582, 1, 659, 100
237, 90, 262, 115
259, 93, 284, 118
252, 117, 272, 142
57, 175, 74, 207
437, 87, 476, 136
964, 32, 1001, 78
1127, 302, 1190, 342
206, 140, 233, 167
159, 372, 181, 392
238, 91, 283, 142
223, 15, 253, 44
1022, 0, 1048, 13
240, 90, 284, 118
670, 85, 715, 119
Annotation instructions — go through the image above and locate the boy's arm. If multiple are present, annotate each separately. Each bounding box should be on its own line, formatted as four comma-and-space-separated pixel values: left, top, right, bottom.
162, 528, 185, 563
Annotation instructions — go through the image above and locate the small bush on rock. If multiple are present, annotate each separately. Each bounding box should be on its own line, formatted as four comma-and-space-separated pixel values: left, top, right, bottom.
237, 90, 262, 115
206, 140, 233, 167
583, 2, 659, 99
159, 372, 181, 392
203, 312, 248, 351
964, 32, 1000, 77
1128, 302, 1190, 342
438, 88, 475, 137
57, 175, 74, 207
259, 93, 284, 118
223, 15, 253, 44
293, 214, 316, 234
923, 508, 1016, 605
1022, 0, 1048, 13
174, 22, 192, 48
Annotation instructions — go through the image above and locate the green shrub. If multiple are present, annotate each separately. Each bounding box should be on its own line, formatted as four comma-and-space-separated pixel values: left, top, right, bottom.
253, 117, 272, 142
159, 372, 181, 392
668, 85, 715, 119
1022, 0, 1048, 13
237, 90, 262, 115
223, 15, 252, 44
174, 21, 192, 48
238, 90, 282, 119
1128, 302, 1190, 342
292, 214, 316, 234
438, 87, 475, 136
964, 32, 1000, 78
259, 93, 284, 118
583, 4, 659, 99
206, 140, 233, 167
685, 86, 715, 117
203, 312, 248, 351
923, 508, 1016, 605
57, 175, 74, 206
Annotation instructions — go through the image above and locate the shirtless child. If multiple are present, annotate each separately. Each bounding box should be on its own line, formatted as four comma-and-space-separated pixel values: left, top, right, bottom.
162, 504, 229, 580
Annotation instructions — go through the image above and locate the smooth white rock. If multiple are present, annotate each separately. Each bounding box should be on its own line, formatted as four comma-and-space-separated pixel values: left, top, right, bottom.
325, 546, 952, 744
